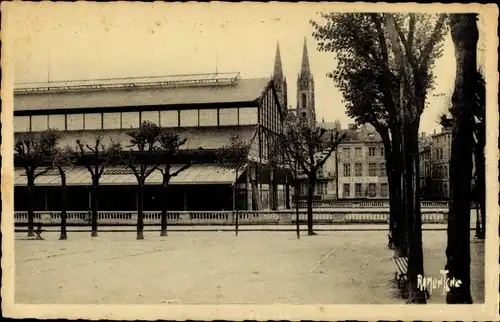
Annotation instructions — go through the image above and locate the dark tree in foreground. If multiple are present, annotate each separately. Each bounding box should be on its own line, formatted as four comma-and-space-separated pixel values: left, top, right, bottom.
53, 146, 76, 240
157, 131, 191, 237
76, 137, 121, 237
15, 130, 60, 237
440, 70, 485, 239
445, 13, 478, 304
312, 12, 447, 303
125, 121, 163, 240
216, 133, 251, 237
279, 116, 343, 236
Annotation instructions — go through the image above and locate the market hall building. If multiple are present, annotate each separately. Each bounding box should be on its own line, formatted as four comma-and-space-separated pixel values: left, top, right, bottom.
13, 72, 287, 212
13, 41, 317, 212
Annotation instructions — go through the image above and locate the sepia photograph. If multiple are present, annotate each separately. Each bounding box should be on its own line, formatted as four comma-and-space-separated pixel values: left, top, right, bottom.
1, 2, 499, 320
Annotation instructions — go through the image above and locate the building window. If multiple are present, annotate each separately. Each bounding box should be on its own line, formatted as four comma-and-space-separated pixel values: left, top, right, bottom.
219, 108, 238, 126
121, 112, 139, 129
103, 113, 121, 129
199, 109, 218, 126
380, 163, 386, 176
355, 163, 363, 176
66, 114, 84, 130
302, 93, 307, 108
368, 163, 377, 176
324, 183, 328, 195
180, 109, 198, 127
160, 110, 179, 127
368, 183, 377, 197
380, 183, 389, 197
84, 113, 102, 130
141, 111, 160, 125
355, 183, 362, 197
31, 115, 48, 132
342, 147, 350, 158
14, 116, 30, 132
380, 147, 385, 156
343, 183, 350, 198
343, 163, 351, 177
368, 147, 376, 156
48, 115, 65, 130
443, 165, 448, 179
238, 107, 258, 125
355, 147, 361, 158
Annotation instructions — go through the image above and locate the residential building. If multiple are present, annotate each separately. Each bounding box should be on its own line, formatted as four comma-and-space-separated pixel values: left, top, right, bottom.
430, 126, 452, 199
336, 124, 388, 200
418, 132, 434, 199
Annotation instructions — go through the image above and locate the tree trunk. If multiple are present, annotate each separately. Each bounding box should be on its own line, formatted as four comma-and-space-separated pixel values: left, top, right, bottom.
233, 180, 238, 237
404, 122, 426, 303
160, 177, 170, 237
295, 175, 300, 240
60, 171, 67, 240
445, 13, 477, 304
137, 180, 145, 240
285, 175, 291, 209
91, 179, 99, 237
475, 149, 486, 238
389, 126, 408, 257
27, 174, 35, 237
306, 173, 316, 236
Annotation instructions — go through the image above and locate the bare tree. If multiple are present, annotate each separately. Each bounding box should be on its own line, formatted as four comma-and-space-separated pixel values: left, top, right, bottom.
76, 137, 121, 237
157, 131, 191, 236
216, 133, 251, 236
15, 130, 60, 237
279, 115, 344, 235
53, 146, 77, 240
124, 121, 162, 240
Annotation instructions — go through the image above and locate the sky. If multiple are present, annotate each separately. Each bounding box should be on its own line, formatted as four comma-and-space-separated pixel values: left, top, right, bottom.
4, 2, 489, 134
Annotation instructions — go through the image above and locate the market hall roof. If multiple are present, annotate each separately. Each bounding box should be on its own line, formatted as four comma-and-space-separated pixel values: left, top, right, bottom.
53, 125, 258, 152
14, 164, 244, 186
14, 73, 272, 112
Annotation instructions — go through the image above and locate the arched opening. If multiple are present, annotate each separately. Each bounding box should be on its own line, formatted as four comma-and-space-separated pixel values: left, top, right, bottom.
302, 93, 307, 109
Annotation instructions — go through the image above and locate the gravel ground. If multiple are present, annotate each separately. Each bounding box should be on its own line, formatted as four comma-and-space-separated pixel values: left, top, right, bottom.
15, 230, 484, 304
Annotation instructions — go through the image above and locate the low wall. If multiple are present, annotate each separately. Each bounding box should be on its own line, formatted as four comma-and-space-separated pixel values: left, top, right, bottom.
14, 209, 448, 226
295, 200, 449, 209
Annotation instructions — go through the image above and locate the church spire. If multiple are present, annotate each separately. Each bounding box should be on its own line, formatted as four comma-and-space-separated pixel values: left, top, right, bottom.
273, 42, 284, 80
299, 37, 311, 79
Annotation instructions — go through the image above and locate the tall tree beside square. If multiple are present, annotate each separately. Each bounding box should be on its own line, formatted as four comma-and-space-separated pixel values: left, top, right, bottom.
279, 115, 344, 236
124, 121, 162, 240
15, 129, 60, 237
157, 131, 191, 237
216, 133, 251, 237
75, 137, 122, 237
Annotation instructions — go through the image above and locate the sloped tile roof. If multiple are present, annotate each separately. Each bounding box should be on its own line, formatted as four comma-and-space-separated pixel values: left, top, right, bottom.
51, 125, 258, 151
14, 164, 241, 186
14, 78, 271, 111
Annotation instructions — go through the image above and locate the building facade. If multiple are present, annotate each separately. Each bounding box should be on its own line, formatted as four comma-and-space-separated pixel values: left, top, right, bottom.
14, 72, 290, 212
335, 124, 388, 200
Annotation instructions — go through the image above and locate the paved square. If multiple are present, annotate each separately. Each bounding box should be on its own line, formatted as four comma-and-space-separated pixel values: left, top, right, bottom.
15, 230, 484, 304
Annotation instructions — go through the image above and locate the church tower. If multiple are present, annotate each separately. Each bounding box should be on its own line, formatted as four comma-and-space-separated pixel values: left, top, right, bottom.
296, 37, 315, 127
273, 42, 288, 112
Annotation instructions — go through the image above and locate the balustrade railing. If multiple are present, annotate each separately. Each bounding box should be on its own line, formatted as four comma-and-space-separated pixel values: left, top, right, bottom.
14, 208, 448, 226
295, 200, 449, 208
